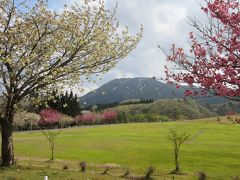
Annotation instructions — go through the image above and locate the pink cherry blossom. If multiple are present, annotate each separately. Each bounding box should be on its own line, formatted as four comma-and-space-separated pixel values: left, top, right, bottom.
38, 109, 61, 126
164, 0, 240, 100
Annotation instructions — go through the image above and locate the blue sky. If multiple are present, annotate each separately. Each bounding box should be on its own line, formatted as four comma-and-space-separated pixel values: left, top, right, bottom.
30, 0, 203, 94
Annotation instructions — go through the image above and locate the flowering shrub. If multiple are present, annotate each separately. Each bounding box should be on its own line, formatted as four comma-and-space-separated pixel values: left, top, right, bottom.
38, 108, 61, 126
59, 115, 73, 128
13, 112, 25, 131
14, 111, 40, 131
75, 112, 96, 125
74, 115, 82, 125
226, 110, 235, 116
101, 110, 118, 124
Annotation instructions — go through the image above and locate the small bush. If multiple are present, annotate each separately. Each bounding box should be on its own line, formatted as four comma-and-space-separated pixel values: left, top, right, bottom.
79, 161, 86, 173
62, 164, 69, 170
121, 169, 130, 178
145, 166, 155, 179
232, 176, 240, 180
197, 172, 207, 180
101, 168, 110, 175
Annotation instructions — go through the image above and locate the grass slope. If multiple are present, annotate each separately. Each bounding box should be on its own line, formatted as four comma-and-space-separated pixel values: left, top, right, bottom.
115, 98, 217, 119
4, 117, 240, 179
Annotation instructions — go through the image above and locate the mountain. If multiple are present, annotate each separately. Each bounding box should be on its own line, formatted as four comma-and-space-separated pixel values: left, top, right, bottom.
80, 77, 227, 106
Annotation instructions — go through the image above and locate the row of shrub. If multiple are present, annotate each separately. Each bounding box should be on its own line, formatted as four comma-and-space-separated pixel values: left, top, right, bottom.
117, 112, 170, 123
38, 109, 170, 127
13, 109, 171, 131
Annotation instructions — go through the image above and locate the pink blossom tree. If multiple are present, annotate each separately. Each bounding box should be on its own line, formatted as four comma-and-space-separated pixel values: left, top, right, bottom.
38, 109, 61, 126
75, 112, 96, 125
74, 115, 82, 126
101, 110, 118, 124
164, 0, 240, 101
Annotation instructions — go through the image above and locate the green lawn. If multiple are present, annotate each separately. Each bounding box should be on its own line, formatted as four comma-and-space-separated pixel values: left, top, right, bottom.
6, 117, 240, 179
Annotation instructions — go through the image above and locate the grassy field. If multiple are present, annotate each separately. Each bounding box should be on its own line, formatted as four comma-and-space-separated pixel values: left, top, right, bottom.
2, 117, 240, 179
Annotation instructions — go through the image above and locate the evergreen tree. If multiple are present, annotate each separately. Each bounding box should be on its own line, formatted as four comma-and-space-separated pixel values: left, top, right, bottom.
45, 90, 81, 117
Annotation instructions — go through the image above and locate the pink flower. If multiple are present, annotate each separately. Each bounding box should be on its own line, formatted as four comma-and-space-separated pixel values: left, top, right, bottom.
75, 112, 96, 124
101, 110, 118, 123
38, 109, 61, 126
164, 0, 240, 100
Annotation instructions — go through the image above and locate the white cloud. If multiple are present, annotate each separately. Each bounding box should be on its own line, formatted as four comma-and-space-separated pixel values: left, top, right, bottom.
47, 0, 204, 92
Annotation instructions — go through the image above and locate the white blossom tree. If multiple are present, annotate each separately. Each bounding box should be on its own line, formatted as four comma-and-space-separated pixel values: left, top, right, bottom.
0, 0, 142, 166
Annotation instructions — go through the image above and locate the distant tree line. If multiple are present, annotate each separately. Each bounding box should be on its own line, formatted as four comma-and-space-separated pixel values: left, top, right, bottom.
82, 102, 119, 111
122, 98, 154, 105
82, 98, 154, 111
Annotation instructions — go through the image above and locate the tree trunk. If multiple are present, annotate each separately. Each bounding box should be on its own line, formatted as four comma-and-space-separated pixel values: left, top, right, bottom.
175, 163, 180, 172
1, 97, 16, 167
174, 152, 180, 172
1, 120, 14, 166
51, 148, 54, 160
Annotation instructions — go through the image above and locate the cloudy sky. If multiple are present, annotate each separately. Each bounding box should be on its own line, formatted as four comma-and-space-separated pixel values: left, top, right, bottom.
46, 0, 204, 94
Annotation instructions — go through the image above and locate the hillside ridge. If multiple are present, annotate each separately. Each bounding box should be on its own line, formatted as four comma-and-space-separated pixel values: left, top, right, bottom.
80, 77, 226, 106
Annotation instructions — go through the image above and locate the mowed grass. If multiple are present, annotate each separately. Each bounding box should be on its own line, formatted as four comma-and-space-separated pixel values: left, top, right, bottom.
9, 117, 240, 179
